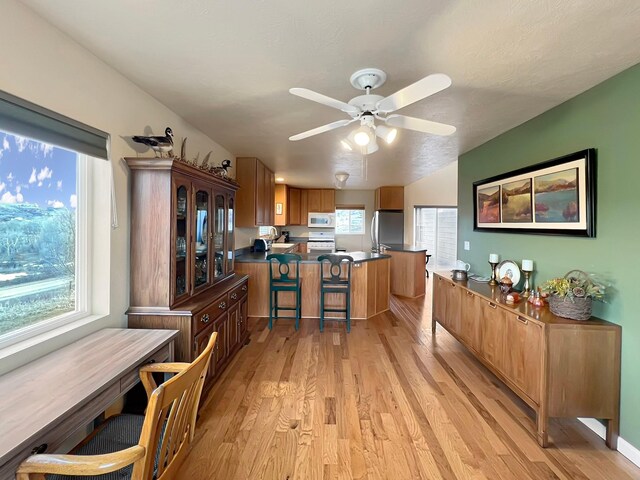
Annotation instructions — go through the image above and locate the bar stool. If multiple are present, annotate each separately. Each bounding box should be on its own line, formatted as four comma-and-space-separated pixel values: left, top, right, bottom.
318, 254, 354, 332
266, 253, 302, 330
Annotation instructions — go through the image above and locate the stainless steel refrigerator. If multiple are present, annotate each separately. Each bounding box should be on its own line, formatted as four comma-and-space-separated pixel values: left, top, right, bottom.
370, 211, 404, 251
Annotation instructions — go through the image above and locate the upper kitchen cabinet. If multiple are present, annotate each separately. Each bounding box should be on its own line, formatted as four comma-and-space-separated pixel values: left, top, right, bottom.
299, 189, 308, 226
375, 186, 404, 211
288, 187, 302, 225
307, 189, 335, 213
274, 184, 289, 226
235, 157, 275, 227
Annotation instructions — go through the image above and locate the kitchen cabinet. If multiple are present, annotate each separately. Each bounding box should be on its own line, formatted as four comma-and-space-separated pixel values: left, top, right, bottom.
307, 189, 335, 213
375, 186, 404, 211
235, 157, 275, 227
300, 189, 308, 226
289, 188, 301, 225
274, 184, 289, 226
126, 157, 250, 396
432, 273, 621, 449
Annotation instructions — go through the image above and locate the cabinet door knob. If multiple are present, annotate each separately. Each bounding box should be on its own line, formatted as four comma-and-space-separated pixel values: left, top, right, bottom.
487, 302, 497, 309
231, 293, 238, 300
219, 301, 226, 310
201, 313, 210, 323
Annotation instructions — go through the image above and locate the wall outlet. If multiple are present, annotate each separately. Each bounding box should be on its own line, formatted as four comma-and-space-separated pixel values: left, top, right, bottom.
464, 241, 470, 251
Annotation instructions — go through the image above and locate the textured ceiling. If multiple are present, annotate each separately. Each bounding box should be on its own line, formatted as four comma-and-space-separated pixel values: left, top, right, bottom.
20, 0, 640, 188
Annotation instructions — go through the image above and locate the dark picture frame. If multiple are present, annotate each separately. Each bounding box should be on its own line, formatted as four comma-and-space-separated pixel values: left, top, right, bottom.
473, 149, 596, 237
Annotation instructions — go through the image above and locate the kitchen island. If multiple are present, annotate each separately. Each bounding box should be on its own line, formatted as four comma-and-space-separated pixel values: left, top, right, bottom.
382, 244, 428, 298
235, 250, 390, 320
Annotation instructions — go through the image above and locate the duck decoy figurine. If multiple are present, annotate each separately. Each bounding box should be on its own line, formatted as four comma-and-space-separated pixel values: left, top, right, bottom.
211, 159, 232, 177
132, 127, 174, 157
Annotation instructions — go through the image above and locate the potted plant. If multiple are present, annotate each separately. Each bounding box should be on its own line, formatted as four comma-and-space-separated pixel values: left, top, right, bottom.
540, 270, 606, 320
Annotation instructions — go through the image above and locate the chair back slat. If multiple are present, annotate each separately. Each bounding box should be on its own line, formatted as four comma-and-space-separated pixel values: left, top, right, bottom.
266, 253, 302, 284
318, 254, 353, 285
132, 332, 217, 480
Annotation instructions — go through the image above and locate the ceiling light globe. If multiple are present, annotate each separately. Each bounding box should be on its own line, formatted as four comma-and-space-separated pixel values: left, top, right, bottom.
354, 130, 371, 146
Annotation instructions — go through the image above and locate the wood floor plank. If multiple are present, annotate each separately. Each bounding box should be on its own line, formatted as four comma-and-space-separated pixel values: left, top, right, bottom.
177, 279, 640, 480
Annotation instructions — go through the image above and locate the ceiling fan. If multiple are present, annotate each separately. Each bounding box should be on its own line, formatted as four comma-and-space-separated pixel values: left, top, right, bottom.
288, 68, 456, 153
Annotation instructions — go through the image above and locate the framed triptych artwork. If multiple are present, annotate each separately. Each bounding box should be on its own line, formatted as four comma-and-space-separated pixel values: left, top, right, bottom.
473, 149, 596, 237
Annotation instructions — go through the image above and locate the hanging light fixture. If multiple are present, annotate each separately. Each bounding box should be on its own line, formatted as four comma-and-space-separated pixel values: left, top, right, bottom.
334, 172, 350, 189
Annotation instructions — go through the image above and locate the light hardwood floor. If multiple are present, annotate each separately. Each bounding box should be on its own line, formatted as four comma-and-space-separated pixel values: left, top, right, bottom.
178, 279, 640, 480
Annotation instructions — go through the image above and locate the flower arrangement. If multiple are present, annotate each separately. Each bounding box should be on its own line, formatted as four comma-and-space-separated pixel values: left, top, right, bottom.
540, 271, 606, 301
540, 270, 606, 320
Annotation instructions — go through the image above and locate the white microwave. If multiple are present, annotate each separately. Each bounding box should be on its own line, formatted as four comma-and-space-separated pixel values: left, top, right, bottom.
308, 212, 336, 228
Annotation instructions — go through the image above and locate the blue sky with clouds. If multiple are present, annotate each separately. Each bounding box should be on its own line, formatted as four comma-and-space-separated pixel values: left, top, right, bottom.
0, 130, 77, 209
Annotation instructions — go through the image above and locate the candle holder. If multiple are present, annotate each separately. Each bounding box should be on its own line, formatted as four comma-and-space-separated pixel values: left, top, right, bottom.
488, 261, 499, 285
522, 269, 532, 297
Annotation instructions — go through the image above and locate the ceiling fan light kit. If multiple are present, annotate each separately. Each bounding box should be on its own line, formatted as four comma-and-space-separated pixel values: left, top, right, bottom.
289, 68, 456, 152
375, 124, 398, 144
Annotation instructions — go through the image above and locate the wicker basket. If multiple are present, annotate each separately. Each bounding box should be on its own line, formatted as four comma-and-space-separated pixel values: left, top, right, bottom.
547, 269, 597, 321
548, 294, 593, 320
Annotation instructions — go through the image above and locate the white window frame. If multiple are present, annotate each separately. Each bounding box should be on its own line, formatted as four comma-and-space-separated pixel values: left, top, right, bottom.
335, 207, 365, 235
0, 154, 92, 350
414, 206, 458, 270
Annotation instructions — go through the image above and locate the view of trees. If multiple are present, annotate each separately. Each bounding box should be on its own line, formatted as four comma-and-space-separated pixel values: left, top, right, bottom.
0, 203, 76, 335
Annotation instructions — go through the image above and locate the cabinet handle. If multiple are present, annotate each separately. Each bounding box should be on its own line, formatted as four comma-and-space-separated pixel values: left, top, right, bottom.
201, 313, 210, 324
241, 285, 248, 291
465, 291, 474, 296
231, 293, 238, 300
219, 301, 226, 310
31, 443, 48, 455
516, 315, 529, 324
487, 302, 497, 309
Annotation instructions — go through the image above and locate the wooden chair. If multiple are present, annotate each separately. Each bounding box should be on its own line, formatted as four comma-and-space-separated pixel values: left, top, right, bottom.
318, 254, 353, 332
16, 332, 218, 480
266, 253, 302, 330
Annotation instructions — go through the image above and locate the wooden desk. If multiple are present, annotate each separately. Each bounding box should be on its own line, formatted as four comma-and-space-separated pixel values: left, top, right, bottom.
0, 328, 178, 480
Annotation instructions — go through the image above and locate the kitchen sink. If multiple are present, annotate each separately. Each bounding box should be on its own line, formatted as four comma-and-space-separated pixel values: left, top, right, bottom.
270, 243, 297, 249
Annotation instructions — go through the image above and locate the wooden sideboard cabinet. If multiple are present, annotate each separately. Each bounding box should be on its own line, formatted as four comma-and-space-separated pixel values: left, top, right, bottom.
125, 157, 250, 394
432, 273, 621, 449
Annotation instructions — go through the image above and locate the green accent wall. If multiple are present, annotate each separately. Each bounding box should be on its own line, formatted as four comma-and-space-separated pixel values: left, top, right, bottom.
458, 63, 640, 449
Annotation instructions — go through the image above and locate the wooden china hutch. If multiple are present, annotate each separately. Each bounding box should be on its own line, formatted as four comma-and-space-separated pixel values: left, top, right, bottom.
125, 157, 249, 395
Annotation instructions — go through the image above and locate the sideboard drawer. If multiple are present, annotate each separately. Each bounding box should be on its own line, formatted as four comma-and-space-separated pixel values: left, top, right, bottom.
228, 280, 248, 306
193, 294, 227, 335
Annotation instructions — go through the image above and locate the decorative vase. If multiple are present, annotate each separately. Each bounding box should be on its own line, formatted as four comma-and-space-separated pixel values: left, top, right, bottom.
548, 294, 593, 321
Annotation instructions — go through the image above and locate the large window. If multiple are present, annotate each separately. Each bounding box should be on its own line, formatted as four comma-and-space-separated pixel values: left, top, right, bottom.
0, 130, 86, 338
335, 206, 365, 235
414, 207, 458, 269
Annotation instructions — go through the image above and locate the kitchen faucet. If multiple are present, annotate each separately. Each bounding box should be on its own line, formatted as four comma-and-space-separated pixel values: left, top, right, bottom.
268, 226, 278, 240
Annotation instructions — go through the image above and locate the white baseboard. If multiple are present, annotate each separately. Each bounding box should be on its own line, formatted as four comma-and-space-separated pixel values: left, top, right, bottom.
578, 418, 640, 469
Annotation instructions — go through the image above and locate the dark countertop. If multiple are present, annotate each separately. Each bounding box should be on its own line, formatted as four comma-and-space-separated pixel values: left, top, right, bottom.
236, 251, 390, 264
381, 244, 429, 253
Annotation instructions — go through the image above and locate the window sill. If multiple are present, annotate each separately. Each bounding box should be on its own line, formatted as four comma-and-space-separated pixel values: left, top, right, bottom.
0, 313, 110, 375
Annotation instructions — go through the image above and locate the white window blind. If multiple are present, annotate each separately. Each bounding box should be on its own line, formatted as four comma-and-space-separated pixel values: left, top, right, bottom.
414, 207, 458, 269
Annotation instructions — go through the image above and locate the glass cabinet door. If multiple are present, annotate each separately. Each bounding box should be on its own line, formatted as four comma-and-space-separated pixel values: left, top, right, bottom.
193, 188, 210, 290
214, 194, 226, 278
174, 183, 189, 299
227, 196, 234, 272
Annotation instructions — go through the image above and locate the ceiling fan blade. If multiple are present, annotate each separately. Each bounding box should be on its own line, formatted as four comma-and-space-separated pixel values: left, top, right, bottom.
376, 73, 452, 113
290, 88, 360, 115
289, 119, 354, 141
385, 114, 456, 136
